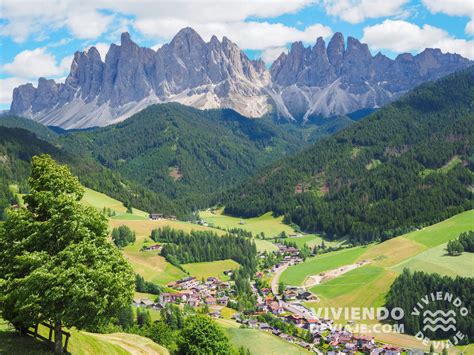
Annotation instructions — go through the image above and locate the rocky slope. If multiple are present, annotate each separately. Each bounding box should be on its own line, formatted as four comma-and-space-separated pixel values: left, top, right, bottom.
11, 28, 269, 129
269, 34, 472, 121
10, 29, 471, 128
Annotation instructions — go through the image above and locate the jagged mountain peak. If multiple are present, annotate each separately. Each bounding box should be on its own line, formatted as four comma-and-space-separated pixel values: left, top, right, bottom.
9, 28, 472, 128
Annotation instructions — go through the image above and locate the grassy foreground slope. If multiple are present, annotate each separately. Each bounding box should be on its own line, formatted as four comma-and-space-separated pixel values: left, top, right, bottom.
0, 320, 168, 355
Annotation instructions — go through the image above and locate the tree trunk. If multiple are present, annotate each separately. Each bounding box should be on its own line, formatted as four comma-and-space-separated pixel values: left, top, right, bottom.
54, 320, 63, 354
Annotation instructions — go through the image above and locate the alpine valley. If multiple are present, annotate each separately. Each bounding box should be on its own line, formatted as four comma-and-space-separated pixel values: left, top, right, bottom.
1, 22, 473, 355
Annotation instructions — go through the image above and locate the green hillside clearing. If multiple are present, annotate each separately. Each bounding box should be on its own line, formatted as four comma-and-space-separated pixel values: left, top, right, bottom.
303, 210, 474, 313
392, 242, 474, 277
403, 210, 473, 247
183, 259, 240, 280
200, 209, 295, 237
82, 187, 148, 219
280, 247, 367, 286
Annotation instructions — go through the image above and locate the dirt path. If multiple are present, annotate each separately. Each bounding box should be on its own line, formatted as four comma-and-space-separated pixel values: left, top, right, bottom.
303, 260, 371, 288
91, 333, 168, 355
271, 263, 290, 295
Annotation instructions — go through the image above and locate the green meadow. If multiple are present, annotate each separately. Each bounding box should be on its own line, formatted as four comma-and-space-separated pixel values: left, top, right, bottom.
392, 242, 474, 277
200, 209, 295, 237
403, 210, 473, 247
216, 319, 310, 354
183, 259, 240, 280
280, 247, 367, 286
254, 238, 279, 252
288, 234, 345, 249
303, 210, 474, 313
81, 187, 149, 219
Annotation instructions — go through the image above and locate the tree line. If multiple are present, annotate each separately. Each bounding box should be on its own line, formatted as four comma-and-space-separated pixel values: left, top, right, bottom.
385, 269, 473, 344
152, 226, 257, 274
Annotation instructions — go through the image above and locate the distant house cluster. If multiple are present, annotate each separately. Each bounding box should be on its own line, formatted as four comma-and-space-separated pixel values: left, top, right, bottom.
159, 276, 232, 311
149, 213, 177, 221
234, 308, 402, 354
281, 286, 317, 301
141, 244, 162, 252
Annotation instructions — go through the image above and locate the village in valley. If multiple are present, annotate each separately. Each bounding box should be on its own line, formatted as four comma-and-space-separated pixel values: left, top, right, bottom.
132, 213, 404, 355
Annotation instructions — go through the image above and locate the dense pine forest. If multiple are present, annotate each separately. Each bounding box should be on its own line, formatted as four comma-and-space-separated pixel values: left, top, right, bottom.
0, 126, 177, 219
152, 227, 257, 273
385, 269, 473, 344
224, 67, 474, 243
56, 104, 304, 209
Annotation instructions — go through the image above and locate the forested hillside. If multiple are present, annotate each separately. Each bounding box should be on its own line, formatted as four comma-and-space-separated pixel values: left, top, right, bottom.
0, 114, 59, 142
0, 127, 177, 219
58, 104, 302, 208
224, 68, 474, 243
385, 269, 473, 343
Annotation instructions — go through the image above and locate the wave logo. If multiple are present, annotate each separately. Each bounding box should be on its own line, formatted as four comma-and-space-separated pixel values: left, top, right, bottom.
412, 291, 469, 350
422, 309, 456, 332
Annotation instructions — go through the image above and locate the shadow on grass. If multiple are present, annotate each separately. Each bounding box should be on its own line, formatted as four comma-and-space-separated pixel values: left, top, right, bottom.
0, 326, 55, 354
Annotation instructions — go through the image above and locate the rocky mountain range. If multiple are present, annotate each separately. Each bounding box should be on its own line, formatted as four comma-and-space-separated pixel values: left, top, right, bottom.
10, 28, 472, 129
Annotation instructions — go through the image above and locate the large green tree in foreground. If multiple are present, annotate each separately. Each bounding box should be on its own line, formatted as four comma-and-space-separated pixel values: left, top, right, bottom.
178, 315, 232, 355
0, 155, 135, 353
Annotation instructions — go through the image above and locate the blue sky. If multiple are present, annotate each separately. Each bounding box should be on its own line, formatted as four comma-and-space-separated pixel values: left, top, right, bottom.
0, 0, 473, 110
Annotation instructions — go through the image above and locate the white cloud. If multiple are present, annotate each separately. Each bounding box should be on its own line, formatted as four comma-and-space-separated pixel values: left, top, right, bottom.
362, 20, 474, 59
0, 0, 113, 42
3, 48, 72, 78
67, 11, 113, 39
136, 20, 332, 50
0, 77, 29, 105
422, 0, 474, 36
261, 47, 288, 64
0, 0, 328, 52
422, 0, 474, 17
321, 0, 409, 24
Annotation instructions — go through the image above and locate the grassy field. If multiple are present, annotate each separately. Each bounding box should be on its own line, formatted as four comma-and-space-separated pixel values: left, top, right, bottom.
356, 236, 425, 268
110, 217, 228, 285
0, 319, 168, 354
302, 210, 474, 346
254, 238, 279, 252
110, 218, 225, 241
421, 155, 462, 177
288, 234, 345, 249
81, 187, 148, 219
308, 265, 395, 311
403, 210, 473, 247
124, 249, 186, 285
216, 319, 311, 354
280, 247, 367, 286
392, 242, 474, 277
89, 332, 168, 354
183, 259, 240, 280
310, 265, 385, 300
200, 209, 295, 237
